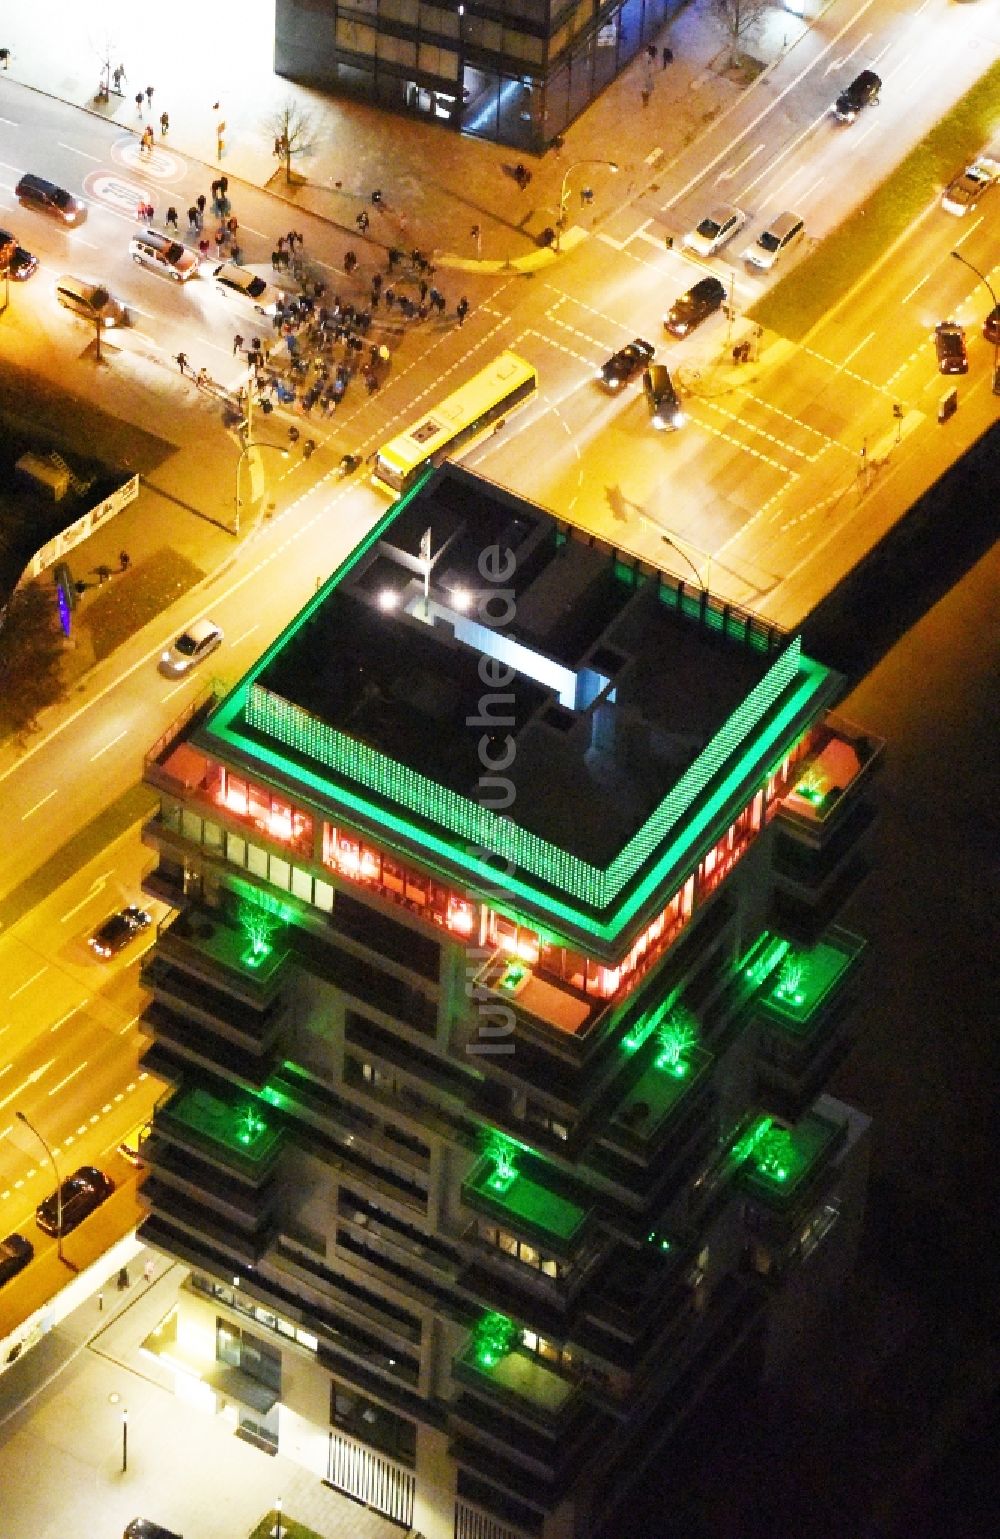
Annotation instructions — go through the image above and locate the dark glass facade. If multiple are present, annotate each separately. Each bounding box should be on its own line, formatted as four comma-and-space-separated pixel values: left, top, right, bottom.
276, 0, 674, 150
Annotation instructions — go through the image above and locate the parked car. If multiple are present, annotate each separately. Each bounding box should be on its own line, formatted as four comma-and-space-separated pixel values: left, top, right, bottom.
743, 211, 805, 272
211, 261, 280, 317
130, 229, 200, 281
55, 275, 128, 328
664, 275, 726, 337
940, 155, 1000, 216
0, 1233, 34, 1288
123, 1521, 183, 1539
159, 618, 224, 676
833, 70, 881, 123
643, 364, 685, 430
984, 305, 1000, 345
934, 322, 968, 375
15, 172, 86, 224
35, 1166, 114, 1238
89, 905, 152, 959
598, 337, 655, 390
0, 229, 38, 280
683, 204, 746, 258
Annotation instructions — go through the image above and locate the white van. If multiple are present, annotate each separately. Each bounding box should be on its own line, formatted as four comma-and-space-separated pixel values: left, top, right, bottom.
743, 211, 805, 272
55, 275, 128, 327
212, 261, 280, 317
129, 229, 200, 281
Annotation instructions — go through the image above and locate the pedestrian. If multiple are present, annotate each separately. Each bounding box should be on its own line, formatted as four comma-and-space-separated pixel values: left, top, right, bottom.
419, 278, 429, 303
159, 110, 169, 135
356, 211, 369, 235
143, 1259, 155, 1285
113, 64, 125, 93
145, 85, 154, 107
344, 250, 357, 273
271, 249, 282, 270
369, 343, 380, 368
187, 207, 199, 232
387, 247, 400, 271
219, 176, 229, 197
165, 206, 178, 230
119, 549, 131, 572
288, 425, 300, 445
117, 1265, 131, 1290
211, 179, 221, 201
215, 226, 227, 252
371, 188, 382, 205
233, 333, 244, 356
435, 292, 446, 314
662, 46, 673, 67
135, 91, 144, 115
196, 193, 207, 220
646, 43, 657, 62
384, 286, 395, 310
175, 351, 188, 374
456, 296, 469, 325
199, 238, 210, 257
196, 367, 209, 388
227, 215, 238, 238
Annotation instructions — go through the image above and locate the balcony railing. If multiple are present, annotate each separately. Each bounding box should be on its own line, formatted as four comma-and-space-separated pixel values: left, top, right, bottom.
454, 1340, 582, 1429
778, 714, 884, 835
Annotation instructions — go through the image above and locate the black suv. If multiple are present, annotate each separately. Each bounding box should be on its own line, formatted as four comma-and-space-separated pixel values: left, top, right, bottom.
89, 905, 152, 959
664, 275, 726, 338
599, 337, 655, 390
0, 1232, 33, 1288
15, 172, 86, 224
0, 229, 38, 280
643, 365, 685, 430
834, 70, 881, 123
35, 1166, 115, 1237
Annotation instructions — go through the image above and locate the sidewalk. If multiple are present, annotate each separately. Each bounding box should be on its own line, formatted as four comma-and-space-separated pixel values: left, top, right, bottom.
1, 0, 787, 270
0, 1245, 399, 1539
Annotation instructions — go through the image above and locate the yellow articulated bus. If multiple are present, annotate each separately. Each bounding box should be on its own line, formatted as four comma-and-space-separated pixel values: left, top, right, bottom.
371, 350, 537, 497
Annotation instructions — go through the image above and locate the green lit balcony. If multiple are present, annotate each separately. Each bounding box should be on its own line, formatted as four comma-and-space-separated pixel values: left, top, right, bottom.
153, 1083, 285, 1181
609, 1040, 713, 1150
735, 1110, 846, 1210
755, 930, 863, 1036
454, 1322, 580, 1427
462, 1153, 590, 1256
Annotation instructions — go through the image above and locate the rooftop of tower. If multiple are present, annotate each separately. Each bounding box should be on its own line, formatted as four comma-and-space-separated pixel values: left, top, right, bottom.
200, 465, 839, 941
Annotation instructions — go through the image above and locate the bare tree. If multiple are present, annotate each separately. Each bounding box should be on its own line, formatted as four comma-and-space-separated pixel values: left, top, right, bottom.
714, 0, 769, 63
264, 101, 318, 186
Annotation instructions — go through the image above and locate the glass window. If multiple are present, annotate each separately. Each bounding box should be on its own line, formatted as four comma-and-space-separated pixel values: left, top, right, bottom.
247, 843, 268, 878
291, 866, 312, 903
270, 856, 291, 891
203, 819, 223, 850
181, 809, 203, 843
226, 833, 246, 868
314, 879, 334, 913
295, 1328, 318, 1351
337, 18, 376, 53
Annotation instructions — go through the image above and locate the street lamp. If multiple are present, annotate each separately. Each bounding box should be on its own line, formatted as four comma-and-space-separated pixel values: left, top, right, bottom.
950, 250, 1000, 396
121, 1408, 128, 1473
15, 1110, 75, 1270
274, 1497, 283, 1539
235, 441, 288, 536
555, 159, 619, 252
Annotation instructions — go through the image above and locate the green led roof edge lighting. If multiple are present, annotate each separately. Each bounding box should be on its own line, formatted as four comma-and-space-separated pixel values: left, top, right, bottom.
235, 634, 805, 907
207, 654, 829, 946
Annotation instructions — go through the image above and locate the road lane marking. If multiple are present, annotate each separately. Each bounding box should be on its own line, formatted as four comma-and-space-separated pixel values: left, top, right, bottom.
0, 1060, 55, 1111
717, 143, 765, 182
59, 144, 101, 161
233, 624, 260, 646
59, 873, 113, 923
902, 275, 928, 304
0, 1065, 10, 1079
48, 1062, 88, 1096
0, 117, 18, 128
51, 1002, 87, 1033
9, 965, 48, 999
21, 789, 58, 820
90, 727, 129, 762
841, 330, 876, 367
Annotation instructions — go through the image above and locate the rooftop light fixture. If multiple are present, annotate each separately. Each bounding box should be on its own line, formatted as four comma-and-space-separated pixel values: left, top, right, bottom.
655, 1008, 698, 1076
450, 588, 471, 610
473, 1310, 519, 1369
378, 589, 399, 610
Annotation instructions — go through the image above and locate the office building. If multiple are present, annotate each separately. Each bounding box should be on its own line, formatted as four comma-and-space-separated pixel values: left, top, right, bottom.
275, 0, 674, 150
139, 465, 879, 1539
